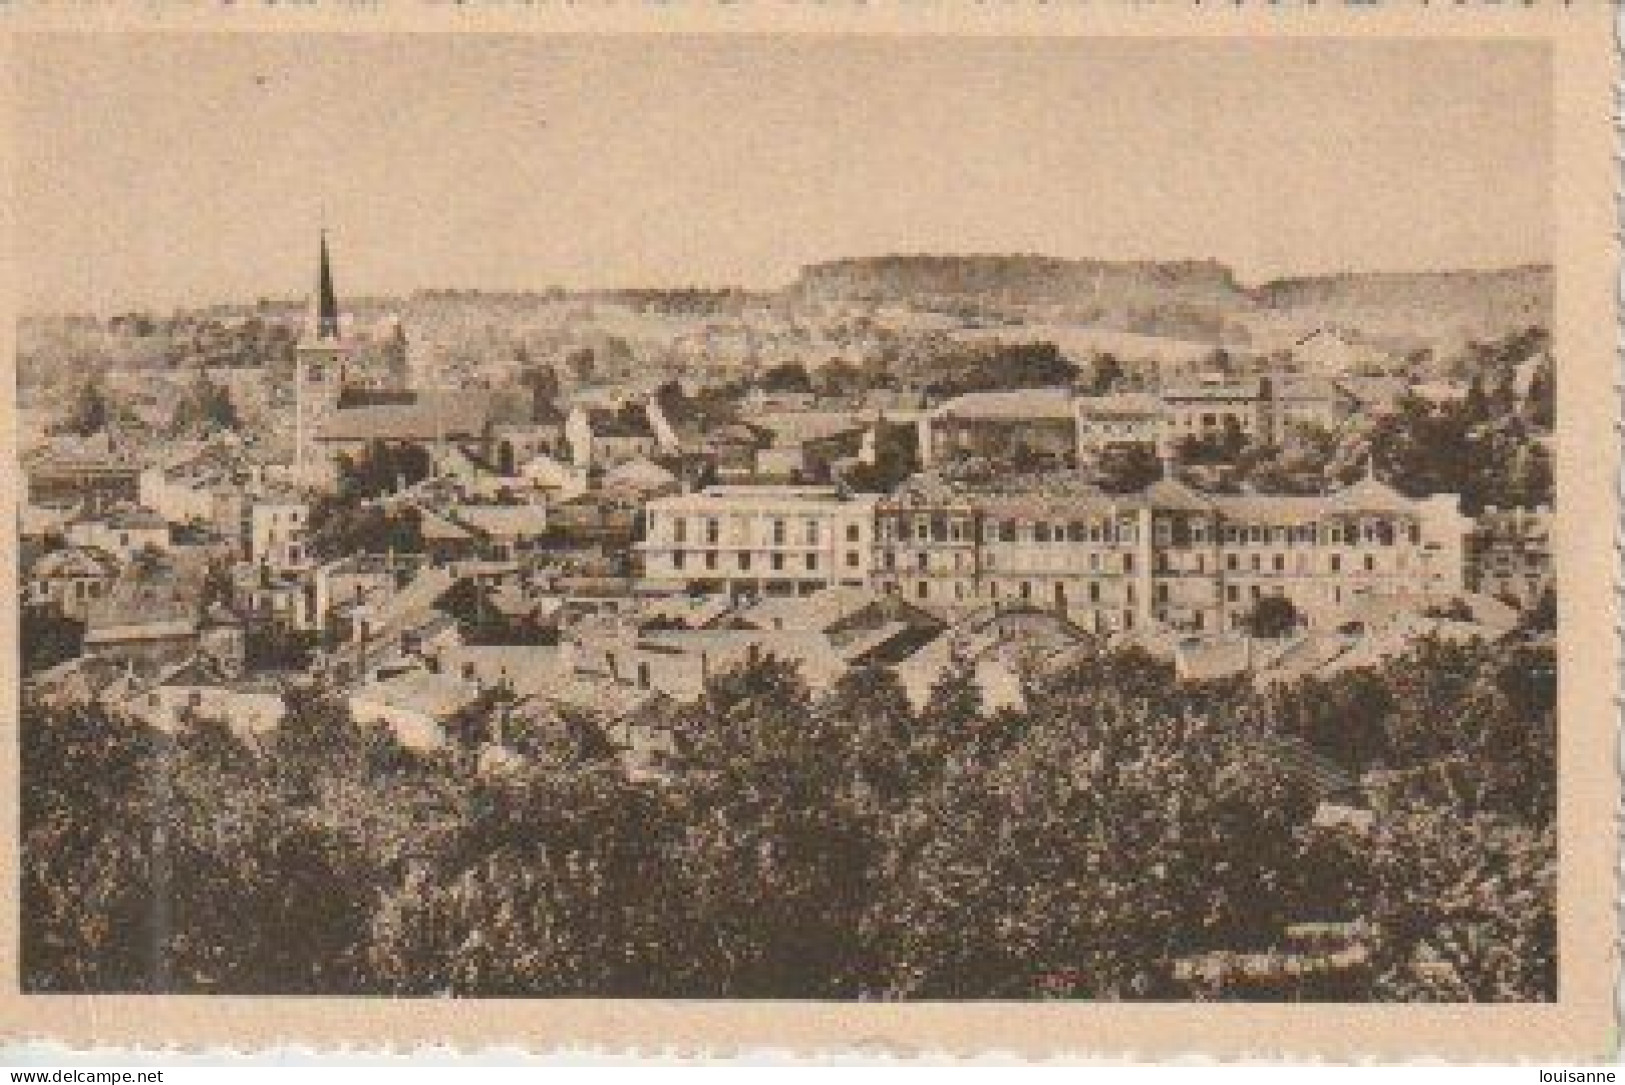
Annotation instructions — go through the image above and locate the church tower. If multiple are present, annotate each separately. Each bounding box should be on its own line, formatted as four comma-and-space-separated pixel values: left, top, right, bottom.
294, 230, 349, 484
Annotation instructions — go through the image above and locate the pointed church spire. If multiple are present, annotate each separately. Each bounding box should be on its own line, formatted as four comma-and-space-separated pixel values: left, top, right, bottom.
313, 230, 340, 341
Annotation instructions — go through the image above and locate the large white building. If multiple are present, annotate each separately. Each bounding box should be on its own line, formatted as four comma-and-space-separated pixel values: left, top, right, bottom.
637, 485, 879, 597
873, 469, 1471, 635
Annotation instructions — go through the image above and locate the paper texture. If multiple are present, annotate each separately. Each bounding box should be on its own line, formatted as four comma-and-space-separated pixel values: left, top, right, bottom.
0, 2, 1615, 1060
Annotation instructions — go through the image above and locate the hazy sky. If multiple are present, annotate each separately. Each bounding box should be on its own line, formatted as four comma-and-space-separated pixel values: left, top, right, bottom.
16, 34, 1550, 313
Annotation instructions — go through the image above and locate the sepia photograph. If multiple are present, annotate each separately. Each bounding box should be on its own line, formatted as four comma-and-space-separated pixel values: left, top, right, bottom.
4, 25, 1607, 1037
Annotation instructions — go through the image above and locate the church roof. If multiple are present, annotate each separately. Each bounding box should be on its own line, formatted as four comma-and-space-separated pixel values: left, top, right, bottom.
316, 390, 526, 444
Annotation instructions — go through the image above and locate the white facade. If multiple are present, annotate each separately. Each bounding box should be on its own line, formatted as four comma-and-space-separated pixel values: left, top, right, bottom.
638, 485, 879, 596
250, 498, 311, 572
138, 468, 217, 526
66, 514, 170, 561
1073, 393, 1167, 452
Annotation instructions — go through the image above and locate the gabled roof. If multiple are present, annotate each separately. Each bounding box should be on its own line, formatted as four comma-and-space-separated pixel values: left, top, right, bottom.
1075, 391, 1164, 418
30, 545, 120, 581
1293, 326, 1363, 349
1213, 493, 1337, 522
1160, 378, 1266, 402
417, 507, 475, 542
353, 667, 480, 722
933, 387, 1075, 421
369, 566, 457, 638
732, 585, 888, 634
507, 398, 566, 426
1141, 477, 1214, 513
708, 421, 773, 447
978, 487, 1121, 520
24, 440, 142, 472
26, 654, 130, 698
487, 583, 559, 620
318, 400, 485, 444
1328, 474, 1419, 515
830, 620, 917, 665
749, 412, 866, 447
527, 675, 667, 722
85, 580, 199, 640
452, 504, 551, 538
637, 593, 736, 630
519, 452, 580, 484
585, 405, 655, 439
602, 457, 679, 494
203, 601, 244, 627
74, 505, 168, 531
1271, 376, 1357, 404
635, 628, 850, 690
439, 644, 569, 699
20, 504, 73, 538
1339, 376, 1408, 408
317, 390, 527, 444
250, 486, 307, 509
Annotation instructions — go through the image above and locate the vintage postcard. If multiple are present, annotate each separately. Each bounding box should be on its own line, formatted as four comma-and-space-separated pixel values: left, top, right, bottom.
0, 1, 1616, 1062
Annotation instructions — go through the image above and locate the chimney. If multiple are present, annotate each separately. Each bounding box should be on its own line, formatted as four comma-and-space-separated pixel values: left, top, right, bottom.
1157, 438, 1177, 481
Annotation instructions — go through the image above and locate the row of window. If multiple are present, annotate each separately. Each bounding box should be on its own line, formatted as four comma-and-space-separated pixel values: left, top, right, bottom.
28, 578, 106, 603
885, 548, 1420, 580
663, 516, 865, 546
886, 549, 1420, 577
877, 516, 1421, 547
878, 516, 978, 544
68, 528, 159, 550
1076, 420, 1158, 437
666, 550, 865, 573
1477, 553, 1551, 571
894, 575, 1366, 615
1172, 410, 1258, 430
984, 551, 1136, 574
883, 551, 977, 574
892, 577, 1148, 627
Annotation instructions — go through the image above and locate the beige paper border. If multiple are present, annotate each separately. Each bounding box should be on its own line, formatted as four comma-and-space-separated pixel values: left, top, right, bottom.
0, 2, 1615, 1061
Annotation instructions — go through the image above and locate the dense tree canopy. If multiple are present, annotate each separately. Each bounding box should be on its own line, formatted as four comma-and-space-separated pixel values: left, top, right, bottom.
169, 373, 241, 436
22, 634, 1556, 1001
61, 375, 111, 437
917, 340, 1077, 397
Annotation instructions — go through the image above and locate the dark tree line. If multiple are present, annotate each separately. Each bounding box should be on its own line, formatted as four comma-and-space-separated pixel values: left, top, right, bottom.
305, 443, 436, 561
22, 631, 1553, 1001
924, 341, 1077, 397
